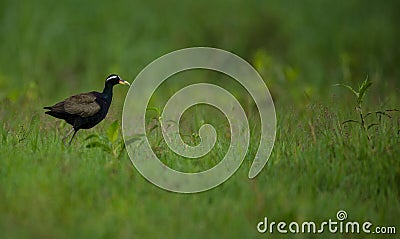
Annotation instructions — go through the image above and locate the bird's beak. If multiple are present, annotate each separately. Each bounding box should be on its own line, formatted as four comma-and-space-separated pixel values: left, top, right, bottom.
119, 79, 131, 86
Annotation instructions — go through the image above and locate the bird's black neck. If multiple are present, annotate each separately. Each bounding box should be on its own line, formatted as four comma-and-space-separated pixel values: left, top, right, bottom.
102, 82, 114, 101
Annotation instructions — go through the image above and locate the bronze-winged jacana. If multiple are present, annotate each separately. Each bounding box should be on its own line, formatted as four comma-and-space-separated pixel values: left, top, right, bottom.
44, 74, 130, 145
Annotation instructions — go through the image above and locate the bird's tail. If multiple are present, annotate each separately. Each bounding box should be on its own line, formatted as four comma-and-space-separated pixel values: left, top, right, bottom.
44, 110, 66, 119
44, 106, 65, 119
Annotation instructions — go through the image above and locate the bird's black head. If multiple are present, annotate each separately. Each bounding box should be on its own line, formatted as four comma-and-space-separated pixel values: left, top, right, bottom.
105, 74, 130, 86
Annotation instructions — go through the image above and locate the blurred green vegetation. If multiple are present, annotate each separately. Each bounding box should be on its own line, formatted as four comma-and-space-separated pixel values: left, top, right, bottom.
0, 0, 399, 238
0, 0, 399, 103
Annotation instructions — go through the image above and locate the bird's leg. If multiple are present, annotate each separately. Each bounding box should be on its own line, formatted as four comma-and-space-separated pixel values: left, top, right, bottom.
62, 128, 75, 145
68, 130, 78, 146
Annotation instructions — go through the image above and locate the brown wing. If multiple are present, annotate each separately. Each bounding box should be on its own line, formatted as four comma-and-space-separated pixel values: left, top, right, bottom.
64, 93, 101, 117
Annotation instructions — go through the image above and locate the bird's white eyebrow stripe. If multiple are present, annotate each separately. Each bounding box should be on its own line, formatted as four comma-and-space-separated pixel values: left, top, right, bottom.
106, 75, 119, 81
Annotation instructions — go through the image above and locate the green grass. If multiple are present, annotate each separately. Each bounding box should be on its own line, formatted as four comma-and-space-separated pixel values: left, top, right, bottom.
0, 99, 399, 239
1, 0, 399, 238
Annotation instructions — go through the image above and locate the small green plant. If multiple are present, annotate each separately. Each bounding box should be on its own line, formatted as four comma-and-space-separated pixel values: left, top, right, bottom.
335, 76, 399, 139
146, 107, 164, 134
146, 107, 201, 146
146, 106, 178, 138
85, 120, 125, 159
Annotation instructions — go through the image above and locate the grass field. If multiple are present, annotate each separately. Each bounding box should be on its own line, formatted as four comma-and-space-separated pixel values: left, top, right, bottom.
1, 98, 399, 238
1, 0, 399, 238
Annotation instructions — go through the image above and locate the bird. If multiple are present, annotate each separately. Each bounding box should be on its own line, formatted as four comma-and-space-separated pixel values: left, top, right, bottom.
44, 74, 130, 145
